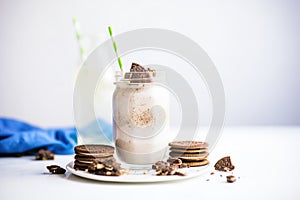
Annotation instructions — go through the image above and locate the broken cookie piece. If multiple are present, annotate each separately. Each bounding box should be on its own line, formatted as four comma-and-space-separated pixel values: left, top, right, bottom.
130, 62, 147, 72
214, 156, 235, 172
35, 149, 54, 160
152, 161, 186, 176
88, 157, 124, 176
124, 62, 156, 83
46, 165, 66, 174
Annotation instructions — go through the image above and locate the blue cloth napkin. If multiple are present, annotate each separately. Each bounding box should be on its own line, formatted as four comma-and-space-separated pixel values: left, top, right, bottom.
0, 118, 77, 155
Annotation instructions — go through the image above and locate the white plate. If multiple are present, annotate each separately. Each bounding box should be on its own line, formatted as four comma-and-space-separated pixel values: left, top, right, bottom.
66, 161, 210, 183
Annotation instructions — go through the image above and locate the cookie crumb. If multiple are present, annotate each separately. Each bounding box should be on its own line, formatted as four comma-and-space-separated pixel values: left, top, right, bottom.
226, 175, 236, 183
210, 172, 215, 175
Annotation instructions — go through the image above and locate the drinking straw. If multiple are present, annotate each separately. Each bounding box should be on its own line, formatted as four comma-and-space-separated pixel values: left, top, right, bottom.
108, 26, 123, 71
72, 18, 86, 61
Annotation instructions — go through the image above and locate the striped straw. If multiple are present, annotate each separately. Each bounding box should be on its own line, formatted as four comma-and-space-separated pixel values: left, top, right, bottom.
108, 26, 123, 71
72, 18, 86, 61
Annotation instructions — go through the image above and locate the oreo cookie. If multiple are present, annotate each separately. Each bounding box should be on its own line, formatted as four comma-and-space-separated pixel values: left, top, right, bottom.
169, 147, 208, 153
74, 144, 114, 155
183, 159, 209, 167
169, 152, 209, 159
74, 160, 92, 170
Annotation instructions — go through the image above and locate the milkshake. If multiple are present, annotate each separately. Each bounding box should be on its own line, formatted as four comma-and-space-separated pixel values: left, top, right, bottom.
113, 63, 171, 165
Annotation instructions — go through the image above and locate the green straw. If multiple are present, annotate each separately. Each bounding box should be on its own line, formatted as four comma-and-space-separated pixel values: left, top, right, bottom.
72, 18, 86, 61
108, 26, 123, 71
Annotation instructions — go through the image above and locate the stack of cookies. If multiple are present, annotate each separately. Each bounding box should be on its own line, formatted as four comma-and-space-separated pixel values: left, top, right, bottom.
168, 141, 209, 167
74, 144, 115, 171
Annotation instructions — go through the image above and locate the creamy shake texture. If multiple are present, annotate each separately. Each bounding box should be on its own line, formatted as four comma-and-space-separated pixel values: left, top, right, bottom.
113, 63, 170, 164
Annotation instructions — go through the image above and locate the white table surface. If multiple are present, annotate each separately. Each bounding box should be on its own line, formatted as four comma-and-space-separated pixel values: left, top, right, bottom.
1, 127, 299, 200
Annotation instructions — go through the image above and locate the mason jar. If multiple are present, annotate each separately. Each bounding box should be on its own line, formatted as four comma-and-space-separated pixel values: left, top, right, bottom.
113, 71, 170, 165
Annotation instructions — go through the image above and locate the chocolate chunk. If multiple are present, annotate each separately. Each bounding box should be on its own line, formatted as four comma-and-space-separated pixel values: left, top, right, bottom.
214, 156, 235, 171
46, 165, 66, 174
226, 175, 236, 183
35, 149, 54, 160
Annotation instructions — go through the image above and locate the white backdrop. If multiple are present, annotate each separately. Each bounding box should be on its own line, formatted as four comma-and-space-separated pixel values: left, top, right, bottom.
0, 0, 299, 127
